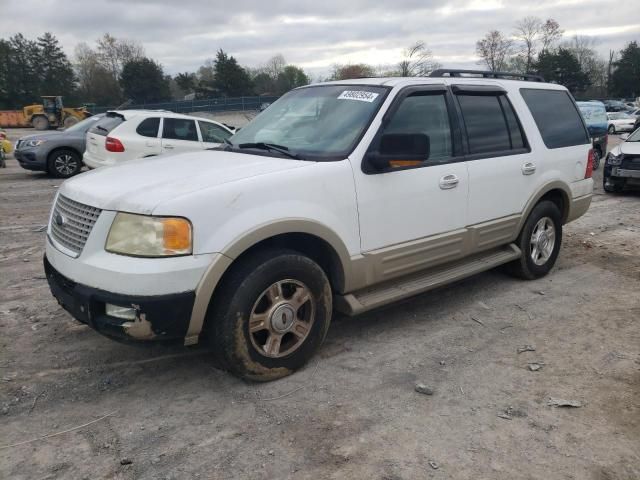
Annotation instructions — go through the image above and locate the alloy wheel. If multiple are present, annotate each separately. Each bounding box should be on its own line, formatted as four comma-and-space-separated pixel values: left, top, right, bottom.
249, 279, 315, 358
530, 216, 556, 266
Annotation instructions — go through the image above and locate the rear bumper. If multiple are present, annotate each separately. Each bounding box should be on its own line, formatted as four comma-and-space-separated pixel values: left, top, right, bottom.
44, 255, 195, 342
83, 150, 114, 169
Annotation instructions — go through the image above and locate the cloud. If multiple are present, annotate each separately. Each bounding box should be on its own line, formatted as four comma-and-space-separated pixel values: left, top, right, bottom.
0, 0, 638, 77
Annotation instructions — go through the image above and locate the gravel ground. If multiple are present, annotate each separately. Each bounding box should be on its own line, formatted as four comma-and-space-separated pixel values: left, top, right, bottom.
0, 130, 638, 480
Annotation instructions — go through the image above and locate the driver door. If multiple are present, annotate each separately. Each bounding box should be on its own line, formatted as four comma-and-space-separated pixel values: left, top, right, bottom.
352, 86, 470, 280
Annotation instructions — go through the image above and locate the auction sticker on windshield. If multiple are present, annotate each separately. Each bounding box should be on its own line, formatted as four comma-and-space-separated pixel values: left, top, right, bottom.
338, 90, 380, 102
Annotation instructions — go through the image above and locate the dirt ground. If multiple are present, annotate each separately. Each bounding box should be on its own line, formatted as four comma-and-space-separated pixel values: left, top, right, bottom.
0, 129, 638, 480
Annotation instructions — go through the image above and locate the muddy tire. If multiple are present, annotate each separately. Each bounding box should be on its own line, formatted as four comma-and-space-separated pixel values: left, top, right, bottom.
32, 116, 49, 131
507, 200, 562, 280
207, 248, 332, 382
47, 149, 82, 178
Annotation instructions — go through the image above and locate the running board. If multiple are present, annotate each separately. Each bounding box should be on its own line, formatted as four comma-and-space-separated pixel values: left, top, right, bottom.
335, 244, 521, 316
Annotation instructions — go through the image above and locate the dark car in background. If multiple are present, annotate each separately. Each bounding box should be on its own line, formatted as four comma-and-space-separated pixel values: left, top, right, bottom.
14, 114, 104, 178
604, 129, 640, 193
577, 101, 608, 170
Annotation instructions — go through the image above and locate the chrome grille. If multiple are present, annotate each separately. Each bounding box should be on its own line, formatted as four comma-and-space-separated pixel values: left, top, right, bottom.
50, 195, 101, 256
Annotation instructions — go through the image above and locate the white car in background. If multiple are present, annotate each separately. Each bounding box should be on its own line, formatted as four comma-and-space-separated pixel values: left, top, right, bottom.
83, 110, 234, 168
606, 112, 636, 134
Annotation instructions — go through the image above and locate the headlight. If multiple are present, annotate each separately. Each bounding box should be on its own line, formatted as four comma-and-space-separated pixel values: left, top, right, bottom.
607, 152, 623, 165
106, 213, 192, 257
23, 139, 46, 148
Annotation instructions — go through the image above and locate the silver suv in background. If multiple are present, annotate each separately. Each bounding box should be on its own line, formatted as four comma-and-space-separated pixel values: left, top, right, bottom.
14, 115, 104, 178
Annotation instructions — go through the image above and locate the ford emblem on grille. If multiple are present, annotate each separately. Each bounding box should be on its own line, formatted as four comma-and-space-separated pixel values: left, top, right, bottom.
55, 212, 67, 227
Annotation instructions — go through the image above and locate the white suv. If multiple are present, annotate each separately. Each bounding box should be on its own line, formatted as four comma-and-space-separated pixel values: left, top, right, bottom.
83, 110, 234, 168
44, 70, 594, 381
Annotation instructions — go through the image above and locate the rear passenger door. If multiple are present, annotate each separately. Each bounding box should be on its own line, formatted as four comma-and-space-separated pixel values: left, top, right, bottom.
161, 117, 201, 155
197, 121, 232, 149
454, 85, 536, 236
135, 117, 162, 157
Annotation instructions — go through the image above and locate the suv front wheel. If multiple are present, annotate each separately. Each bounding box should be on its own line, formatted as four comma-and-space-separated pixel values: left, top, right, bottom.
207, 249, 332, 381
507, 200, 563, 280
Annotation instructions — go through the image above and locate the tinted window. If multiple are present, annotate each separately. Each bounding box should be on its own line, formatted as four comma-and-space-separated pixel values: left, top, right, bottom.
89, 114, 124, 136
162, 118, 198, 141
457, 94, 511, 154
198, 121, 232, 143
136, 117, 160, 137
499, 96, 526, 149
383, 93, 452, 162
520, 89, 589, 149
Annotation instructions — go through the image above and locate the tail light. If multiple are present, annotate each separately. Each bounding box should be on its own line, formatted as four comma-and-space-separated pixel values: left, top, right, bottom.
105, 136, 125, 153
585, 148, 594, 179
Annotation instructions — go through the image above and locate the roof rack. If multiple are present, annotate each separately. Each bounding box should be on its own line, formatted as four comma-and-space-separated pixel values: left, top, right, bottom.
430, 69, 545, 82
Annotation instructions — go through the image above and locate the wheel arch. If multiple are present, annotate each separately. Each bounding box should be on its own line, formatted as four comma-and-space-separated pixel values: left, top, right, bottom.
185, 220, 353, 345
517, 182, 571, 234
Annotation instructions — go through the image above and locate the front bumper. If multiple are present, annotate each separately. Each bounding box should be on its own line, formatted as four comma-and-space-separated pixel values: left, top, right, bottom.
44, 255, 195, 342
15, 149, 47, 171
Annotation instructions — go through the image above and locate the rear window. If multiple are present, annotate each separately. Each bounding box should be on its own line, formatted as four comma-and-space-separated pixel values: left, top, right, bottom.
136, 117, 160, 138
89, 114, 124, 136
577, 102, 607, 127
520, 89, 589, 149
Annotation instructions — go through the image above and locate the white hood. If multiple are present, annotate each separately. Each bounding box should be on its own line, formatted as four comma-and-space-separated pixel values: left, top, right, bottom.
611, 140, 640, 156
60, 150, 312, 214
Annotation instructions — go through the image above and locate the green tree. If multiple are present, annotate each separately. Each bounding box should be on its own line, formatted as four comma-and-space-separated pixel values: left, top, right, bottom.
175, 72, 197, 94
0, 39, 11, 109
611, 41, 640, 97
37, 32, 76, 99
252, 71, 275, 95
535, 48, 590, 94
331, 63, 376, 80
120, 57, 170, 103
275, 65, 309, 94
212, 49, 253, 96
6, 34, 41, 108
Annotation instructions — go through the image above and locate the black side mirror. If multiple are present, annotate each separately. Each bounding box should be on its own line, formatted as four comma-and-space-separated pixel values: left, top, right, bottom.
366, 133, 430, 170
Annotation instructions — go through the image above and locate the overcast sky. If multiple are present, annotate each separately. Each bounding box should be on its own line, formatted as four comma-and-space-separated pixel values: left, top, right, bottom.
1, 0, 638, 78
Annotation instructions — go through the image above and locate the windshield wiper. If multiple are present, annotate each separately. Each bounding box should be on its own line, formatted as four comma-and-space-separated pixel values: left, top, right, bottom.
237, 142, 302, 160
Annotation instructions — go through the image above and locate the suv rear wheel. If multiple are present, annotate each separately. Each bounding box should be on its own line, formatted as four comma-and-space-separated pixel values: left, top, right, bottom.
507, 200, 562, 280
207, 249, 332, 381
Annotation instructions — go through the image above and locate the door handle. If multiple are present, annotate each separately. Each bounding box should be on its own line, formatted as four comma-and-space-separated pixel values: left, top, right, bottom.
522, 162, 536, 175
146, 141, 156, 147
439, 174, 459, 189
164, 144, 174, 150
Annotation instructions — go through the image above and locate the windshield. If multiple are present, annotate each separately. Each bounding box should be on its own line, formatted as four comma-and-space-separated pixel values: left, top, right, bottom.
627, 129, 640, 142
229, 84, 388, 160
64, 115, 103, 133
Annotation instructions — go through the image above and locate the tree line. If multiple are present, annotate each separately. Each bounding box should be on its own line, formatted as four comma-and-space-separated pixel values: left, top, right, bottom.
0, 33, 312, 109
0, 29, 637, 111
475, 17, 639, 98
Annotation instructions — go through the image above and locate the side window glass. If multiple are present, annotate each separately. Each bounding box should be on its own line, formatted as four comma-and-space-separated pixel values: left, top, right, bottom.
457, 94, 511, 154
162, 118, 198, 141
136, 117, 160, 138
499, 96, 526, 149
382, 93, 453, 163
198, 121, 232, 143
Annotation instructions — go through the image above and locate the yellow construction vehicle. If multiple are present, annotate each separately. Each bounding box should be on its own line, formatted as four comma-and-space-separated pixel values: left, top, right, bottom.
0, 96, 92, 130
